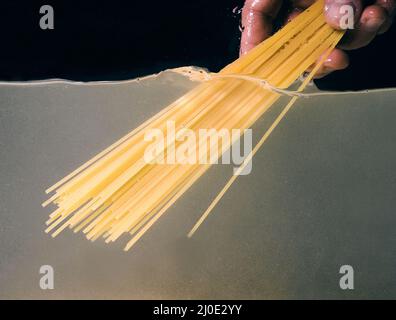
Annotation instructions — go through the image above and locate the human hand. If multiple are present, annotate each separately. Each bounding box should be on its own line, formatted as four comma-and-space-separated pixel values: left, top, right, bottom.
240, 0, 395, 78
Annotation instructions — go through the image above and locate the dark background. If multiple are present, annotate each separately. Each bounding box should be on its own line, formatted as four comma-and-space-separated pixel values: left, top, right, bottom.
0, 0, 395, 90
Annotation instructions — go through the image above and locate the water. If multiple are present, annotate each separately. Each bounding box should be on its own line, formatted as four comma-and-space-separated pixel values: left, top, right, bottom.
0, 68, 395, 299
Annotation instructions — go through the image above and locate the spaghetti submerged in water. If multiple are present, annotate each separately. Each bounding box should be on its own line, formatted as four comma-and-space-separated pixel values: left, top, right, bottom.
43, 0, 345, 251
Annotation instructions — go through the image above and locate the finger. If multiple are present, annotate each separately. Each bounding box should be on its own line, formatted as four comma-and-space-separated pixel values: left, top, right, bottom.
376, 0, 395, 33
307, 48, 349, 78
376, 0, 396, 16
324, 0, 363, 30
339, 5, 389, 49
316, 49, 350, 78
240, 0, 283, 55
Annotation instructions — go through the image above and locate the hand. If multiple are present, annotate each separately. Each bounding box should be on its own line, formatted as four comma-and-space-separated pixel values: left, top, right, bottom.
240, 0, 395, 78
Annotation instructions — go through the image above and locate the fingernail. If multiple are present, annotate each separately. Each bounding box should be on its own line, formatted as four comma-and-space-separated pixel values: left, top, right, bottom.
356, 5, 389, 33
362, 17, 386, 31
324, 0, 362, 29
323, 56, 333, 68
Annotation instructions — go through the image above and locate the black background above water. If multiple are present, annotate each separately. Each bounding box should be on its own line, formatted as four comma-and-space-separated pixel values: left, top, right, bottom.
0, 0, 395, 90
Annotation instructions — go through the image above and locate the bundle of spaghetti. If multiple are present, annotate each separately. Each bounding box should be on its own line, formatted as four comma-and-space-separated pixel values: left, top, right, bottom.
43, 0, 345, 251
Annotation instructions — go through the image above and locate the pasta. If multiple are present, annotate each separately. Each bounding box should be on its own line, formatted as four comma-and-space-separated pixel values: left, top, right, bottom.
43, 0, 345, 251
